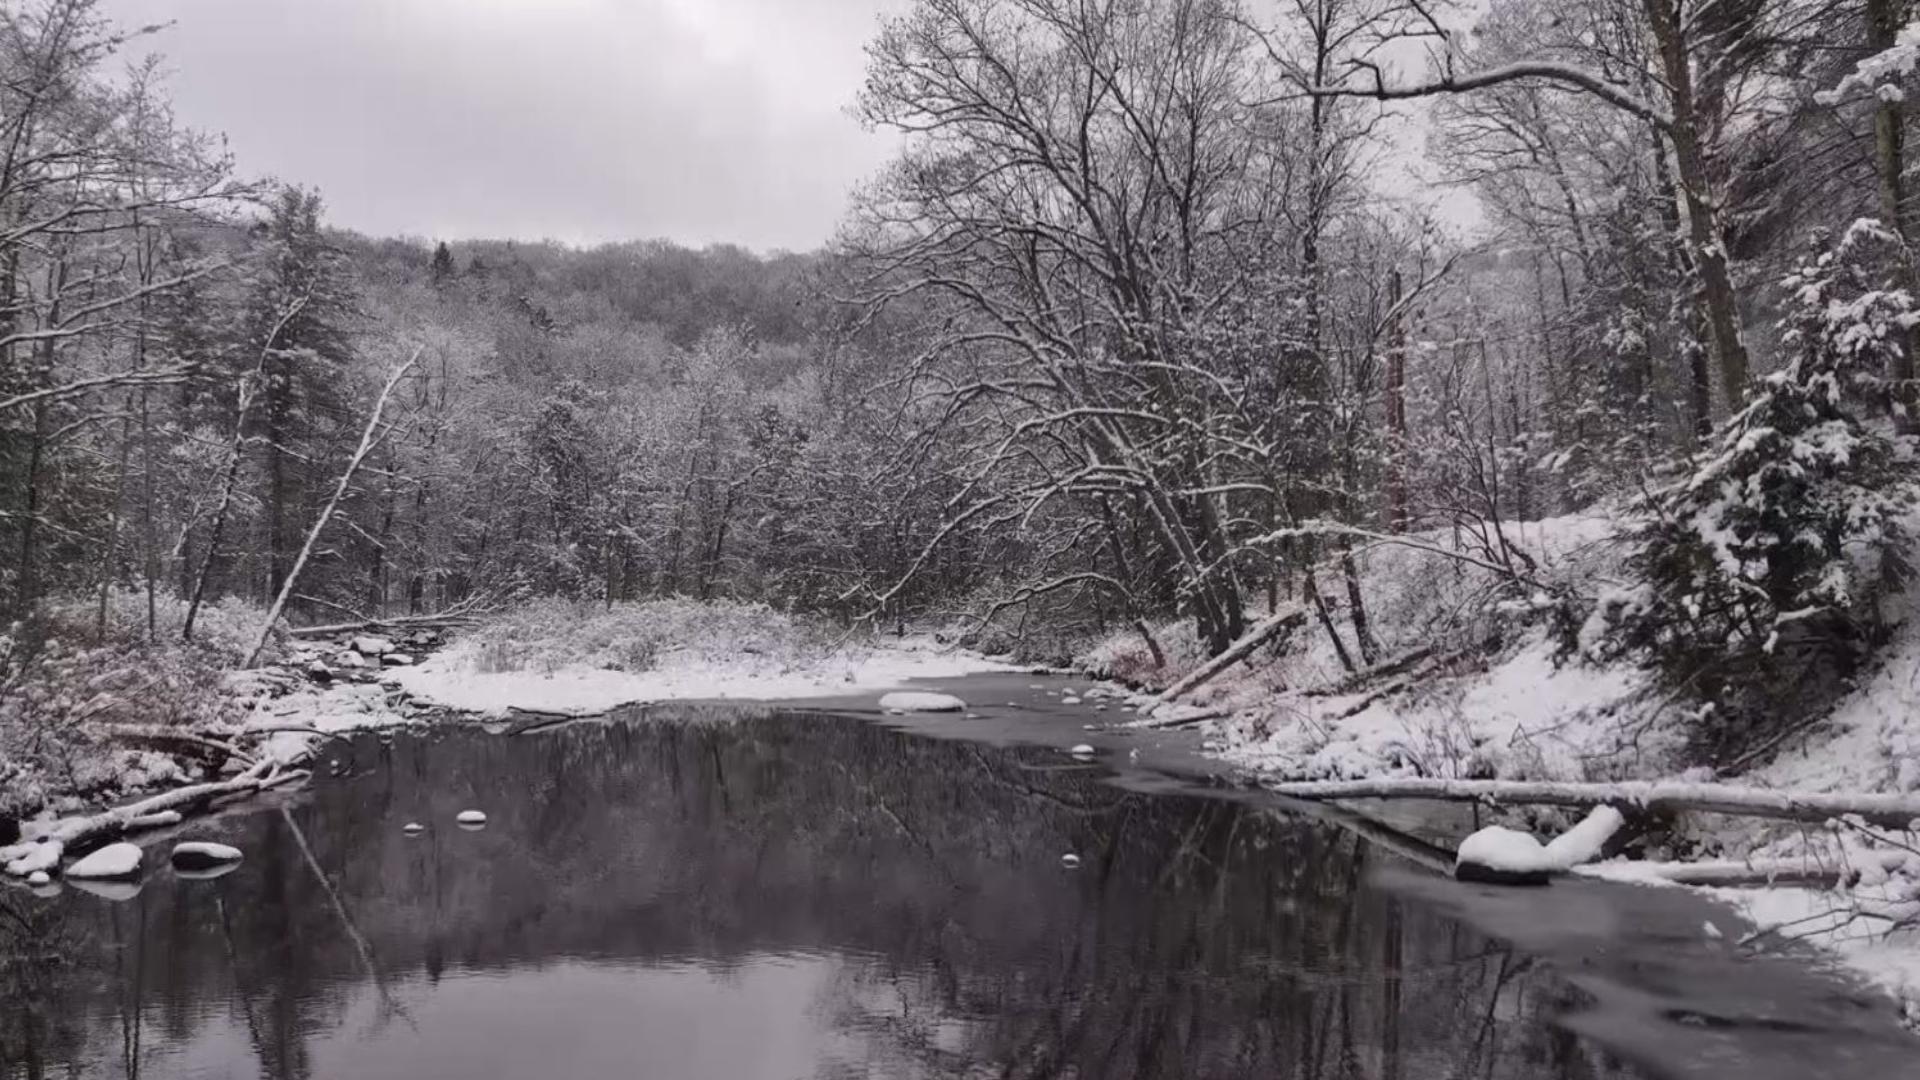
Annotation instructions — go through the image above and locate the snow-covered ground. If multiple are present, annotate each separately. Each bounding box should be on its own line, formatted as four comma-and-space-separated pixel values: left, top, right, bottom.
370, 597, 1020, 716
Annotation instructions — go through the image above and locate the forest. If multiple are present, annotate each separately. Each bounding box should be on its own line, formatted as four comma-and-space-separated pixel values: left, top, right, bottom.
6, 0, 1920, 817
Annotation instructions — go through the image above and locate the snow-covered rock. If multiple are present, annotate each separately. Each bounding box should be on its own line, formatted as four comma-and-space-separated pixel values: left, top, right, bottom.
4, 840, 61, 877
351, 635, 394, 657
382, 652, 415, 666
456, 810, 487, 826
1070, 743, 1096, 757
877, 691, 967, 713
170, 841, 243, 872
1061, 696, 1083, 705
67, 842, 143, 880
26, 870, 49, 886
403, 822, 425, 835
1060, 853, 1082, 868
306, 660, 333, 683
1454, 826, 1555, 886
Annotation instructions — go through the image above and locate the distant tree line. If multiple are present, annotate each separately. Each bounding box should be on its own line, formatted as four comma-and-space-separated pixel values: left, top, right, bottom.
6, 0, 1920, 749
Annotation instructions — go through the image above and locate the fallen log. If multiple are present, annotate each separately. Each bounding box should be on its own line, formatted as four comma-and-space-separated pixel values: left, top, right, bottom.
1, 761, 297, 876
1262, 776, 1920, 830
287, 612, 479, 638
1151, 606, 1305, 708
103, 724, 257, 768
1575, 849, 1914, 889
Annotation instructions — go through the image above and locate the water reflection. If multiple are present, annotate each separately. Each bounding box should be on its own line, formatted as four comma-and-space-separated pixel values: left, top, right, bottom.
1, 708, 1636, 1080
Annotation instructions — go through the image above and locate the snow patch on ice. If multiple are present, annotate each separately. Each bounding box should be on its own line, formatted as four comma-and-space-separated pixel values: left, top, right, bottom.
394, 638, 1018, 717
877, 691, 967, 713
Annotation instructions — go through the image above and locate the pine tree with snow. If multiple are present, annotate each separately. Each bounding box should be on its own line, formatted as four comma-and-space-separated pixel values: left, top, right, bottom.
430, 241, 457, 286
1591, 222, 1917, 757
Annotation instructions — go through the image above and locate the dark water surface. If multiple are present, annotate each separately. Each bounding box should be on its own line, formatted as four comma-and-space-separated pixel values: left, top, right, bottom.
1, 701, 1913, 1080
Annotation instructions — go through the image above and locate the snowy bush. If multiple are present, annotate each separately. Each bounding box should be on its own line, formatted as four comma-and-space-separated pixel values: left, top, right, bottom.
0, 591, 264, 821
459, 597, 842, 675
1591, 224, 1918, 759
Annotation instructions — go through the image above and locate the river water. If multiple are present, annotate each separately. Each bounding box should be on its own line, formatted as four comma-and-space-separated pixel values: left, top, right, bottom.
0, 686, 1913, 1080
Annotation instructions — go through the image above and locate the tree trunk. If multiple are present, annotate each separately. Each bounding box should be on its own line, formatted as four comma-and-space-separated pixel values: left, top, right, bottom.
1644, 0, 1750, 410
1870, 0, 1919, 428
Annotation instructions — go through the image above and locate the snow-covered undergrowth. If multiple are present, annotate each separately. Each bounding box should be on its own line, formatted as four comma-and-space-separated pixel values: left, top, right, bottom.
0, 591, 276, 820
1093, 511, 1666, 786
391, 598, 1018, 716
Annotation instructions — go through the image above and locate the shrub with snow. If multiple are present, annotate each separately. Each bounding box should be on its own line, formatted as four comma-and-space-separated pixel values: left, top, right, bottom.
460, 597, 840, 676
0, 591, 265, 820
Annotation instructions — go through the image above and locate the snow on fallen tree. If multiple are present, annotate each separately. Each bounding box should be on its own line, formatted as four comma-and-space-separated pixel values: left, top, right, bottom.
1149, 606, 1305, 708
1, 759, 304, 877
1578, 848, 1916, 889
1262, 775, 1920, 829
1454, 807, 1627, 885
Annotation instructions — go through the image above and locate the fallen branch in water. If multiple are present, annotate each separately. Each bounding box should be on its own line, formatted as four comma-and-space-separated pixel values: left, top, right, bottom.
2, 760, 305, 876
1576, 849, 1915, 889
1263, 776, 1920, 830
1133, 708, 1230, 731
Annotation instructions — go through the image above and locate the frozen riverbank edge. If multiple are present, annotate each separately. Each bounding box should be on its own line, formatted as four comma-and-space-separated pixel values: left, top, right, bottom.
0, 621, 1025, 884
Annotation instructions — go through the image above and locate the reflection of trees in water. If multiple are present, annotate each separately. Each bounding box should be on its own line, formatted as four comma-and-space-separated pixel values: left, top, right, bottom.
0, 711, 1635, 1079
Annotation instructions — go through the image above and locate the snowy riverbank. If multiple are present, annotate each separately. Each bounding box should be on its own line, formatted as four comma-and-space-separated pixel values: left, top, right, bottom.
1084, 508, 1920, 1021
2, 598, 1025, 880
390, 637, 1022, 716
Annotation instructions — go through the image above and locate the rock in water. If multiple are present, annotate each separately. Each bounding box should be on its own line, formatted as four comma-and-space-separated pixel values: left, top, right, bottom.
67, 842, 143, 880
351, 635, 394, 657
1453, 825, 1555, 886
402, 822, 426, 836
170, 842, 243, 872
876, 691, 967, 713
1070, 743, 1096, 757
456, 810, 487, 826
381, 652, 415, 666
69, 878, 143, 902
1060, 853, 1082, 868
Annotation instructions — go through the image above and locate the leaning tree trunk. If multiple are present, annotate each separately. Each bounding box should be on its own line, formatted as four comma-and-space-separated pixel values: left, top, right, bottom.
243, 349, 420, 668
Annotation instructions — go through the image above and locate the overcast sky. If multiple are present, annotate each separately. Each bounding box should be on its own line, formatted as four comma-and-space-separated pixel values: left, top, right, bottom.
103, 0, 908, 252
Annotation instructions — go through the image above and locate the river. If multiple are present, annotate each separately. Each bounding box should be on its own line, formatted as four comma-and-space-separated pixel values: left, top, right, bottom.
0, 676, 1912, 1079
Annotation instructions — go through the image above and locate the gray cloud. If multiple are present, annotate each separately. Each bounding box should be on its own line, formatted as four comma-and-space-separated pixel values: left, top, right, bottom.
105, 0, 906, 250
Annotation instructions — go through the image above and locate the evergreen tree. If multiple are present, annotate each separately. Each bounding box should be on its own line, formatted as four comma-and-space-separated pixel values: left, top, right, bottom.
430, 241, 456, 285
245, 187, 359, 599
1588, 222, 1917, 757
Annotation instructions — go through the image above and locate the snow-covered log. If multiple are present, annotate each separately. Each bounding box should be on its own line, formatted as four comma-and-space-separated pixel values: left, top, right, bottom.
1151, 606, 1304, 707
1577, 849, 1915, 889
1, 761, 298, 876
1262, 776, 1920, 829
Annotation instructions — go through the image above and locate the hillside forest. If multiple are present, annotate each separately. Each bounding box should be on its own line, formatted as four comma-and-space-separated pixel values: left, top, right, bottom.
7, 0, 1920, 769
